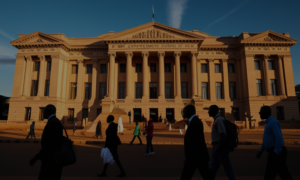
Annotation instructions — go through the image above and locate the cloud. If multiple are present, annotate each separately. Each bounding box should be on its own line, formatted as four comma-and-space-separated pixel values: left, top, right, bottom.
204, 0, 249, 31
0, 43, 17, 59
167, 0, 188, 29
0, 58, 16, 65
0, 29, 15, 41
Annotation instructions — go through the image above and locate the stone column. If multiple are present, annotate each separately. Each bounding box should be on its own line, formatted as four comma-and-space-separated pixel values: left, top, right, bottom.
91, 59, 99, 100
277, 55, 286, 96
12, 55, 26, 97
23, 56, 33, 96
174, 51, 182, 99
125, 52, 133, 99
108, 52, 116, 99
282, 54, 296, 96
49, 55, 64, 98
190, 52, 198, 98
208, 59, 216, 102
75, 59, 84, 101
61, 59, 69, 99
236, 59, 243, 99
37, 55, 46, 97
142, 51, 149, 100
263, 55, 272, 96
222, 59, 230, 101
158, 51, 165, 100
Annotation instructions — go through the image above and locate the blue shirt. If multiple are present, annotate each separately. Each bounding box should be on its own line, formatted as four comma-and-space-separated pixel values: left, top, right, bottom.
259, 116, 284, 154
188, 114, 197, 125
30, 124, 35, 130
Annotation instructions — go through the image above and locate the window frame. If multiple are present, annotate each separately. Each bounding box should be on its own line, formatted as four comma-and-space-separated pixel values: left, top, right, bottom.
254, 60, 260, 70
85, 83, 91, 99
165, 63, 171, 73
165, 82, 172, 99
136, 63, 142, 73
228, 63, 235, 73
181, 82, 188, 99
202, 82, 208, 99
229, 82, 236, 99
201, 64, 208, 73
215, 64, 221, 73
119, 82, 126, 99
180, 63, 187, 73
150, 63, 156, 72
100, 64, 107, 73
86, 64, 93, 74
120, 63, 126, 73
72, 65, 78, 74
216, 82, 223, 99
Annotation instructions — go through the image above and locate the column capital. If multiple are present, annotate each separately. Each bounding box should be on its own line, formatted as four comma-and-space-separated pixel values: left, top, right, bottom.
174, 51, 181, 57
141, 51, 149, 58
284, 54, 291, 58
125, 52, 133, 58
108, 51, 117, 57
221, 58, 228, 62
190, 52, 198, 58
38, 55, 45, 61
51, 55, 60, 59
25, 56, 32, 61
263, 54, 271, 60
157, 51, 165, 57
64, 59, 69, 63
77, 59, 84, 64
208, 59, 214, 62
245, 54, 255, 57
278, 55, 284, 60
16, 55, 25, 61
91, 59, 99, 64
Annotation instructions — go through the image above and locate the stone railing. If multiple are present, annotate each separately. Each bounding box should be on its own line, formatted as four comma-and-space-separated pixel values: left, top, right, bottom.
116, 99, 125, 103
166, 99, 175, 103
150, 99, 158, 103
133, 100, 141, 103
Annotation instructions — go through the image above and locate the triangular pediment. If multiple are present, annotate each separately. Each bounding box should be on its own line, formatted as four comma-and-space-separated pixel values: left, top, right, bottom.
11, 31, 64, 45
242, 30, 297, 43
102, 22, 205, 41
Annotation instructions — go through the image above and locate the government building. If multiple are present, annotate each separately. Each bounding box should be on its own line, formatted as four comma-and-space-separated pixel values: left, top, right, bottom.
8, 22, 299, 130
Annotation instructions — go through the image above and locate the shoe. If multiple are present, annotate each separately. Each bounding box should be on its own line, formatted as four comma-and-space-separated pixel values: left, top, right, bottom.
139, 143, 143, 145
98, 173, 106, 177
149, 152, 155, 155
145, 153, 149, 156
117, 172, 126, 177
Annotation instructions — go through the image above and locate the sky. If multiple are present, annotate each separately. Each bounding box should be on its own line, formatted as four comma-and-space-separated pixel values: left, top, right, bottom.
0, 0, 299, 97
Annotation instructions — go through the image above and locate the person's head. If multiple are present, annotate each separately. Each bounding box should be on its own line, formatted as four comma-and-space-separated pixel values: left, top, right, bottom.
208, 105, 219, 117
107, 115, 114, 123
43, 104, 56, 119
32, 121, 35, 124
259, 106, 272, 120
182, 105, 196, 119
149, 118, 153, 123
136, 121, 139, 126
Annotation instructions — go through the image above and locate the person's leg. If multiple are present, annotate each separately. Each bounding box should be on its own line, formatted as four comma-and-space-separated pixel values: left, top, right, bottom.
146, 136, 150, 154
26, 131, 30, 139
98, 163, 109, 177
137, 135, 142, 144
32, 130, 35, 138
218, 146, 236, 180
198, 161, 213, 180
264, 151, 278, 180
111, 147, 126, 176
180, 161, 197, 180
210, 145, 222, 179
149, 136, 154, 152
277, 146, 293, 180
130, 136, 136, 144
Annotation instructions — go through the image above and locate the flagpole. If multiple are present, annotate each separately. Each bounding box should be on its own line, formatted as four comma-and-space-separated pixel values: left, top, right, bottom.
152, 6, 154, 22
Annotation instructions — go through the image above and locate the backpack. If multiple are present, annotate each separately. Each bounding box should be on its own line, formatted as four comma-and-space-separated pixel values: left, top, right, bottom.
224, 118, 239, 151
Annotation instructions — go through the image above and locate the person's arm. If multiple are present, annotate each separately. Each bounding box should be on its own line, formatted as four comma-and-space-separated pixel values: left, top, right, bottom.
272, 121, 284, 154
215, 118, 226, 152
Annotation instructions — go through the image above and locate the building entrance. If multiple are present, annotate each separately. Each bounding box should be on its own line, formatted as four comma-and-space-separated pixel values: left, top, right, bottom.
133, 108, 142, 122
166, 108, 174, 122
149, 108, 158, 122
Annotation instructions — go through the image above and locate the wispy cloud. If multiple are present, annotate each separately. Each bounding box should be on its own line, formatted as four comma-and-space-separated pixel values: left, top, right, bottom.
0, 29, 15, 40
167, 0, 188, 29
0, 59, 16, 65
204, 0, 249, 31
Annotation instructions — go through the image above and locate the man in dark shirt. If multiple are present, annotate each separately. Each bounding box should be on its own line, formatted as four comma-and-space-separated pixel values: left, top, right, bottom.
29, 104, 64, 180
26, 121, 36, 139
256, 106, 293, 180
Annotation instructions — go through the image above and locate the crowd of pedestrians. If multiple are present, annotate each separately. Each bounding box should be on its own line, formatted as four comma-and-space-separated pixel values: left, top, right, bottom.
28, 103, 293, 180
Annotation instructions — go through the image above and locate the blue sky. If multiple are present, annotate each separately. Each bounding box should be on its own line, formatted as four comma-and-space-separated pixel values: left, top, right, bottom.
0, 0, 299, 97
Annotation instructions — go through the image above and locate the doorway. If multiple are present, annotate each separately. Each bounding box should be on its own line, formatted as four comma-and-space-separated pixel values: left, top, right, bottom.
149, 108, 158, 122
166, 108, 174, 122
276, 106, 284, 120
133, 108, 142, 122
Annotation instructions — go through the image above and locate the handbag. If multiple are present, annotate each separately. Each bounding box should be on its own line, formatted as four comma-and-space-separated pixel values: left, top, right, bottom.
55, 126, 77, 167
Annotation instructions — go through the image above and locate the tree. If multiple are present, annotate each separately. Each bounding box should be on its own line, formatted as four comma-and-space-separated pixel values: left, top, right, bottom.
0, 95, 10, 120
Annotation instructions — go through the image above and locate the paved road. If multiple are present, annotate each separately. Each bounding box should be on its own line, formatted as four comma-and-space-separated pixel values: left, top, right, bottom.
0, 143, 299, 180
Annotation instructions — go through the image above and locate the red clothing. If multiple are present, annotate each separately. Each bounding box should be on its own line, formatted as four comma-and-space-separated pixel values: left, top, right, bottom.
145, 122, 154, 137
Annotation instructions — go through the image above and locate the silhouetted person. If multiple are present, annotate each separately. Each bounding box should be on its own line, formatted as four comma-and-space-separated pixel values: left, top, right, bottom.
29, 104, 63, 180
73, 121, 77, 136
26, 121, 36, 139
130, 121, 142, 145
180, 105, 213, 180
95, 120, 102, 139
145, 118, 154, 156
98, 115, 126, 177
256, 106, 293, 180
209, 105, 236, 180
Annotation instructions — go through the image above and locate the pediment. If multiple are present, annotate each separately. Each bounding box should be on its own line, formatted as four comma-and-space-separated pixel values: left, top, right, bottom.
102, 22, 205, 41
242, 30, 297, 43
11, 31, 64, 45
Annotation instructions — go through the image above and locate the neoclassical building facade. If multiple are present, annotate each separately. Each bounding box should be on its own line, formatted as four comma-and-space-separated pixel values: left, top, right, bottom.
8, 22, 299, 128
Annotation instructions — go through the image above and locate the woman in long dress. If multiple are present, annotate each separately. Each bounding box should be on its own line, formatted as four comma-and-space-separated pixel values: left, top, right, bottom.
118, 116, 123, 134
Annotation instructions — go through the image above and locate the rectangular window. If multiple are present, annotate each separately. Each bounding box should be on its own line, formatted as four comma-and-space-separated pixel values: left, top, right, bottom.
228, 64, 235, 73
150, 63, 156, 72
70, 83, 77, 99
31, 80, 38, 96
119, 82, 126, 99
201, 64, 208, 73
136, 63, 142, 73
232, 108, 239, 121
216, 82, 222, 99
25, 107, 31, 121
99, 83, 106, 99
202, 82, 208, 99
268, 60, 274, 70
39, 107, 45, 121
97, 108, 102, 116
271, 79, 277, 95
47, 61, 51, 71
257, 79, 263, 96
165, 82, 172, 99
165, 63, 171, 73
45, 80, 50, 96
215, 64, 221, 73
34, 61, 40, 71
85, 83, 91, 99
181, 82, 188, 99
86, 64, 93, 74
135, 82, 142, 99
72, 65, 78, 74
149, 82, 157, 99
68, 109, 75, 121
229, 82, 236, 99
276, 106, 284, 120
120, 64, 126, 73
100, 64, 107, 73
255, 61, 260, 70
82, 108, 88, 120
180, 63, 187, 73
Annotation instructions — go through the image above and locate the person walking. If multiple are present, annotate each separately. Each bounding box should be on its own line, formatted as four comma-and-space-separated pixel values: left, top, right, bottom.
180, 105, 213, 180
256, 106, 293, 180
130, 121, 142, 145
98, 115, 126, 177
145, 118, 154, 156
118, 115, 123, 135
209, 105, 236, 180
73, 121, 77, 136
29, 104, 64, 180
26, 121, 36, 139
95, 120, 102, 139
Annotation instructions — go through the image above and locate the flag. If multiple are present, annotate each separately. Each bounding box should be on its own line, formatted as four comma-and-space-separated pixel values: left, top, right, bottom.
152, 6, 154, 22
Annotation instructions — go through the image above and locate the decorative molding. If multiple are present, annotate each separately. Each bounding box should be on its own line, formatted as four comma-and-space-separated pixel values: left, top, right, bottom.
141, 52, 149, 58
16, 55, 25, 60
38, 55, 45, 61
132, 29, 175, 39
37, 38, 43, 43
108, 52, 116, 57
190, 52, 198, 58
245, 54, 255, 57
197, 59, 201, 62
157, 52, 165, 57
51, 55, 60, 59
174, 52, 181, 57
208, 59, 214, 62
264, 55, 271, 60
25, 56, 32, 61
64, 59, 69, 62
125, 52, 133, 58
221, 59, 228, 62
77, 59, 84, 64
278, 55, 284, 60
284, 54, 291, 57
91, 59, 99, 63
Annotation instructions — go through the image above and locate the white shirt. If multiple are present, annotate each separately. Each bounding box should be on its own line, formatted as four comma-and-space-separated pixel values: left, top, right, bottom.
48, 114, 56, 121
188, 114, 197, 125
